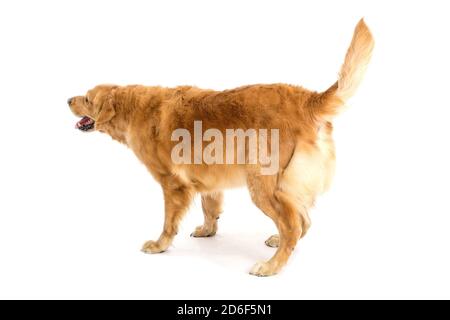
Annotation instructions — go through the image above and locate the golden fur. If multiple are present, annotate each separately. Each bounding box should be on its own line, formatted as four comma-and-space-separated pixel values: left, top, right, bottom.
68, 19, 374, 276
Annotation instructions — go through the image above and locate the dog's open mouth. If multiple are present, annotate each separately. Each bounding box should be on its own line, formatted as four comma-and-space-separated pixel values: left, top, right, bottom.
75, 116, 95, 132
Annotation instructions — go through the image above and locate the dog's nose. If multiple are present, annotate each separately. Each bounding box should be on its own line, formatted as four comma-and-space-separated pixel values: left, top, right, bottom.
67, 97, 73, 106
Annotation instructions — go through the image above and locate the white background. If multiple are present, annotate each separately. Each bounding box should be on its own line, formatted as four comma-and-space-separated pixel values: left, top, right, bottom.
0, 0, 449, 299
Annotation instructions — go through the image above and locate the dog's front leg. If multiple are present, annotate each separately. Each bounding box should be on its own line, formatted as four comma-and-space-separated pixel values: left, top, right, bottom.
191, 191, 223, 237
142, 179, 194, 254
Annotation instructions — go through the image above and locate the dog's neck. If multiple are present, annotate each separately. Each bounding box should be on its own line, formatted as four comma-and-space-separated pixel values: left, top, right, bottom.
97, 86, 176, 146
98, 118, 129, 145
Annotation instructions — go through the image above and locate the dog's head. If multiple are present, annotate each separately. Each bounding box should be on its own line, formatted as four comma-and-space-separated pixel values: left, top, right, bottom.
68, 85, 117, 132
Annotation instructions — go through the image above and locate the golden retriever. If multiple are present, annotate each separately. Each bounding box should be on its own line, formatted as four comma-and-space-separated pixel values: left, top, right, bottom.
68, 19, 373, 276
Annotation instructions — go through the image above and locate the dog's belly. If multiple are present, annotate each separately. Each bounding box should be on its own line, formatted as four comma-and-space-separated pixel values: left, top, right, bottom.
172, 165, 247, 192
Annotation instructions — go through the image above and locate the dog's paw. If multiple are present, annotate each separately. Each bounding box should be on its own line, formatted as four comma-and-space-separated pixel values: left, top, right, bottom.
190, 225, 216, 238
265, 234, 279, 248
249, 262, 278, 277
141, 240, 166, 254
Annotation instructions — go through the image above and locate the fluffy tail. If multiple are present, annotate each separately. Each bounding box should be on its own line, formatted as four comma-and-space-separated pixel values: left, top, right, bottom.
311, 19, 374, 118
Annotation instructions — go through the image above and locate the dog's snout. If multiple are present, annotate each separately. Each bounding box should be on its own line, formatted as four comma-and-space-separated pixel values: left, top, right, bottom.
67, 97, 74, 106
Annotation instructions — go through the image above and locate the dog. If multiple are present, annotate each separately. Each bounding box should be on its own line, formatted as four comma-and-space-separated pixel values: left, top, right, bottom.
68, 19, 373, 276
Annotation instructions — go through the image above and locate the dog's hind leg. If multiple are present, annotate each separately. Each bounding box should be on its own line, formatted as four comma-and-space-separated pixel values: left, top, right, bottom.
247, 174, 304, 276
264, 206, 311, 248
265, 234, 280, 248
191, 191, 223, 237
142, 178, 194, 254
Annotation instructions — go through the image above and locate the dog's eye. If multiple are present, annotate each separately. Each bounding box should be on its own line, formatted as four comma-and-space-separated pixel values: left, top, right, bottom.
85, 97, 89, 104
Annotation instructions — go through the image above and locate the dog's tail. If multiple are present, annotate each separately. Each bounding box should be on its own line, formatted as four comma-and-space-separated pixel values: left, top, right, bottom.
310, 19, 374, 119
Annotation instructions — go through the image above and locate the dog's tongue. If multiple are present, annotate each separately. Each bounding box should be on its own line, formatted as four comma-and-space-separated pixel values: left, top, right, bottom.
75, 116, 95, 131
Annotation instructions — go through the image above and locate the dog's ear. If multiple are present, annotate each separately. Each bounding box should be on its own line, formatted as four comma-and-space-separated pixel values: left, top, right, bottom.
96, 91, 116, 125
